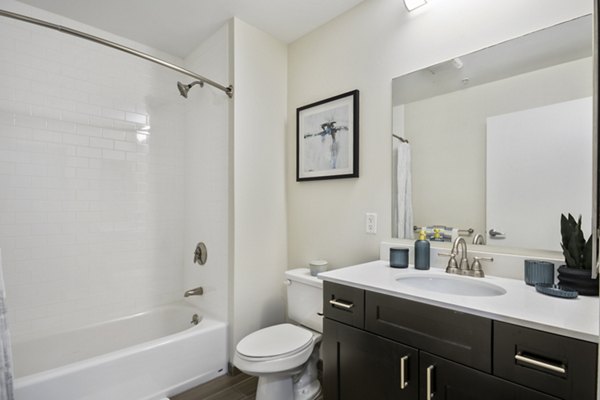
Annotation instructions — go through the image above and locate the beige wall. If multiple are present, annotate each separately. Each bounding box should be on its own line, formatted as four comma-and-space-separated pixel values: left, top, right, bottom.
403, 57, 593, 239
231, 18, 288, 352
286, 0, 593, 269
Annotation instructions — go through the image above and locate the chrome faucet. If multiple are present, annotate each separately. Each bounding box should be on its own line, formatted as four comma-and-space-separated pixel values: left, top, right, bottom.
445, 237, 470, 275
443, 236, 493, 278
184, 286, 204, 297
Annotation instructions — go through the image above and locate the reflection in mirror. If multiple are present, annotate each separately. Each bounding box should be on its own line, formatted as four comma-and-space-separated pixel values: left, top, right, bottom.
391, 15, 593, 252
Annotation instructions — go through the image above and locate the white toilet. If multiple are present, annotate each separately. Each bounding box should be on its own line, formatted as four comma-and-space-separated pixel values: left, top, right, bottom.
233, 268, 323, 400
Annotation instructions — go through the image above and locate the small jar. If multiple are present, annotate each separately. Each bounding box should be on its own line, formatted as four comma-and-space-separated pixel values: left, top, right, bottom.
390, 248, 409, 268
309, 260, 328, 276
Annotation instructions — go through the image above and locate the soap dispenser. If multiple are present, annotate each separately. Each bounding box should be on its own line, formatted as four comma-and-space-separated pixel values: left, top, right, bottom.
415, 229, 430, 270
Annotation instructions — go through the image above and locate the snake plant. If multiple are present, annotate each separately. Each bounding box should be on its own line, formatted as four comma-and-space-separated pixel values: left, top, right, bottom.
560, 213, 592, 270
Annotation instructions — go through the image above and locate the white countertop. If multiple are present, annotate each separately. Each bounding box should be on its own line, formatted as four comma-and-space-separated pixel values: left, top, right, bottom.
319, 260, 599, 343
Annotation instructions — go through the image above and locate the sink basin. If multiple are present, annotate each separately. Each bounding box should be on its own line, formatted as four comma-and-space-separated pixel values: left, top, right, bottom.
395, 274, 507, 297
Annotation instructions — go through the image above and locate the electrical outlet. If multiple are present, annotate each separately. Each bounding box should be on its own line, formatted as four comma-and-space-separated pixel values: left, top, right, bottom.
366, 212, 377, 234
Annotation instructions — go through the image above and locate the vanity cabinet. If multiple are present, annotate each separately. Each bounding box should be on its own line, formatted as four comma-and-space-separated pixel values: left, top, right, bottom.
322, 281, 597, 400
365, 291, 491, 372
419, 352, 559, 400
323, 318, 418, 400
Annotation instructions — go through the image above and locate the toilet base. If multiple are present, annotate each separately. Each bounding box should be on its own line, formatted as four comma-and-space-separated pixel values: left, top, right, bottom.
255, 374, 320, 400
254, 343, 321, 400
293, 342, 321, 400
256, 374, 293, 400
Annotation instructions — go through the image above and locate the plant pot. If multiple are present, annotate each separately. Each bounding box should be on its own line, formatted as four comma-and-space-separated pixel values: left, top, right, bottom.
557, 266, 599, 296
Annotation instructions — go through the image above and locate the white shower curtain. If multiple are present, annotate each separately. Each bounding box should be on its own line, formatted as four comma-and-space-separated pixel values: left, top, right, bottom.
0, 250, 14, 400
392, 139, 414, 239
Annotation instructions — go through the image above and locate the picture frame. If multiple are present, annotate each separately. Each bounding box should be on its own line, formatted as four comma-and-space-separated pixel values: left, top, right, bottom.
296, 90, 359, 181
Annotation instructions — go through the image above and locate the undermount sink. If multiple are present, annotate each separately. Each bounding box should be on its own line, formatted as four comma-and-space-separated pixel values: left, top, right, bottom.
395, 274, 507, 297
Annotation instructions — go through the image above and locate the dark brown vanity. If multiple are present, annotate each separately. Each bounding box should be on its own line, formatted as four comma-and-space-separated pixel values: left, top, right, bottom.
322, 281, 598, 400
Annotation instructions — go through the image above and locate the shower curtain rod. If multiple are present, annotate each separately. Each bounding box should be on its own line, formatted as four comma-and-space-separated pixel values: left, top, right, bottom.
0, 9, 234, 98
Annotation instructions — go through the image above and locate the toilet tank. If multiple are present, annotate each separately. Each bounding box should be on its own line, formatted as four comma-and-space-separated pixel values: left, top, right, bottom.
285, 268, 323, 333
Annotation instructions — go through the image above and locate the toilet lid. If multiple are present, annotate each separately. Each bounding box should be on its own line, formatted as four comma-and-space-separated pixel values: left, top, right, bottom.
237, 323, 313, 358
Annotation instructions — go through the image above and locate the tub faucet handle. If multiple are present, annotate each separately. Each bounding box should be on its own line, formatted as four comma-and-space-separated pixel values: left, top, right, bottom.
194, 242, 207, 265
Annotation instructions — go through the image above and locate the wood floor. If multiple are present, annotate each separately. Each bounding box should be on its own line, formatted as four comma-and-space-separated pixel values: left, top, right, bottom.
172, 373, 258, 400
172, 372, 324, 400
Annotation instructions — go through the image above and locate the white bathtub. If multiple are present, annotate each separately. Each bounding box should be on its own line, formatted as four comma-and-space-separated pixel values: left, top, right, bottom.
12, 302, 227, 400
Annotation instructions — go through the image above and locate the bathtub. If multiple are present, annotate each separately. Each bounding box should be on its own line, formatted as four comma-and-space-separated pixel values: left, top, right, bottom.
12, 302, 227, 400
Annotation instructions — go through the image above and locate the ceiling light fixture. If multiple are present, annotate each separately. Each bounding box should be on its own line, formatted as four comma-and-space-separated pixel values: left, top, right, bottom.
404, 0, 427, 11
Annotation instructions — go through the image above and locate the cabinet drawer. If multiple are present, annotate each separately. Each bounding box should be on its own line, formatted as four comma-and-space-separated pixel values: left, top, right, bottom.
323, 281, 365, 329
493, 321, 598, 400
365, 291, 492, 372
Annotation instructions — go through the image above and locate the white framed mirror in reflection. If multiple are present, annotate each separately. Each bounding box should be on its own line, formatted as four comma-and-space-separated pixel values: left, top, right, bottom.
391, 15, 594, 253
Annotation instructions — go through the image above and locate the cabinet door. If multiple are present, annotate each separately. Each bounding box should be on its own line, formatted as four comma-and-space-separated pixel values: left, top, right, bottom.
419, 352, 561, 400
323, 318, 418, 400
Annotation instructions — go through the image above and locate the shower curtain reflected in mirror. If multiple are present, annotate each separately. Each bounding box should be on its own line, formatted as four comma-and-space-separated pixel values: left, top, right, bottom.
392, 137, 413, 239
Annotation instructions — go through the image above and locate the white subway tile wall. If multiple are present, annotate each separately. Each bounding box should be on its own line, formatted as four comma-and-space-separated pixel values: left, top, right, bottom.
0, 16, 187, 339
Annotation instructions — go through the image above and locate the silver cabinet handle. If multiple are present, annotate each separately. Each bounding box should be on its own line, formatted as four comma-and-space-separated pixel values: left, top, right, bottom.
400, 355, 409, 389
515, 353, 566, 374
329, 299, 354, 310
488, 229, 506, 238
426, 365, 434, 399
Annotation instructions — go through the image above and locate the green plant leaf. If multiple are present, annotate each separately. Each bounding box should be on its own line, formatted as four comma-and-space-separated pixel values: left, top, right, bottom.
583, 234, 593, 270
560, 213, 587, 268
560, 214, 571, 248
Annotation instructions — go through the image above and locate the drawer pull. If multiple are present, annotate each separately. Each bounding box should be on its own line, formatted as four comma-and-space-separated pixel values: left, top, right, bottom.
426, 365, 435, 399
329, 299, 354, 310
400, 355, 409, 389
515, 352, 566, 375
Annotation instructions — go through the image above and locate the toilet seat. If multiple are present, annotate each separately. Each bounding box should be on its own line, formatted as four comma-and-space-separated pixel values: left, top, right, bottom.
233, 324, 320, 375
236, 323, 313, 361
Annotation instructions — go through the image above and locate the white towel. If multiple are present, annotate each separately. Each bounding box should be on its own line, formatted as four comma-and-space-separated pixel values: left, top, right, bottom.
0, 250, 14, 400
392, 141, 414, 239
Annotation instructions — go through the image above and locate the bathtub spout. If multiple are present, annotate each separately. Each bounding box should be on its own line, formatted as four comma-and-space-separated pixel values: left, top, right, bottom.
184, 286, 204, 297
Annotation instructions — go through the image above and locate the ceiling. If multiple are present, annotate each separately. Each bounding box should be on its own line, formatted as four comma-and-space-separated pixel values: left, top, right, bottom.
15, 0, 365, 58
392, 15, 593, 105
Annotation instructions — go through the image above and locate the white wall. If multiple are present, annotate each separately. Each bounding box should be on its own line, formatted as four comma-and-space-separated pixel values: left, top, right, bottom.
182, 25, 231, 323
0, 0, 201, 339
231, 18, 288, 351
286, 0, 593, 269
487, 97, 593, 251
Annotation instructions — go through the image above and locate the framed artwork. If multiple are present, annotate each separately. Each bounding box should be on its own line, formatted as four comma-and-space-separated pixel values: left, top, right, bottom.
296, 90, 359, 181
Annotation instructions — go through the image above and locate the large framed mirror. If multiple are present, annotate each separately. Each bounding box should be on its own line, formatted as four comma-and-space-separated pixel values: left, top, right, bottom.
391, 15, 594, 254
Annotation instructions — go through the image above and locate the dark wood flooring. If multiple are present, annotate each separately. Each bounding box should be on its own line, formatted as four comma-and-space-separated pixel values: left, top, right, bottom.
172, 372, 324, 400
172, 373, 258, 400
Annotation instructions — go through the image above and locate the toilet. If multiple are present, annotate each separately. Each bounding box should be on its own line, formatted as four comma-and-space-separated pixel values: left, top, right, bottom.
233, 268, 323, 400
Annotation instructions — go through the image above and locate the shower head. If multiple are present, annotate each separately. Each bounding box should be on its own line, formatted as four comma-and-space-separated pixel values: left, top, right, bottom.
177, 80, 204, 98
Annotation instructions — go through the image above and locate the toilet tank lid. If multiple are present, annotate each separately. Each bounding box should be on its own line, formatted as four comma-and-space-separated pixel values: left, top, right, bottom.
285, 268, 323, 288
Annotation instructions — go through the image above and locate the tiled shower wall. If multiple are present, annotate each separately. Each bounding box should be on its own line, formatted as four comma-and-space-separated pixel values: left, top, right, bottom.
0, 13, 188, 338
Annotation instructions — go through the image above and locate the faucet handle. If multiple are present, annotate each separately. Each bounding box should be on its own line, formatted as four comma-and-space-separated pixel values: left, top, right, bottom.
471, 256, 494, 278
439, 252, 460, 274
